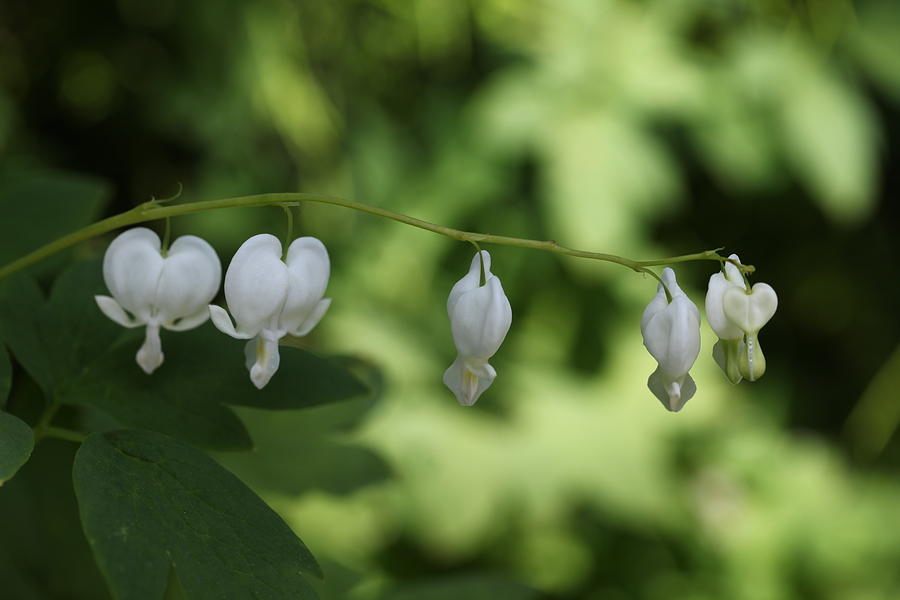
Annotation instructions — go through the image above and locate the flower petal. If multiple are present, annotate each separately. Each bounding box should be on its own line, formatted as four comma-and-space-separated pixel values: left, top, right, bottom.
643, 296, 701, 379
291, 298, 331, 337
279, 237, 330, 332
246, 335, 281, 389
209, 305, 254, 339
640, 280, 668, 332
647, 367, 696, 412
95, 295, 143, 328
722, 282, 777, 334
450, 275, 512, 360
102, 227, 164, 321
223, 234, 288, 335
739, 332, 767, 382
136, 324, 164, 374
705, 272, 744, 340
442, 355, 496, 406
723, 254, 746, 287
155, 235, 221, 324
712, 338, 743, 384
447, 251, 491, 317
164, 307, 211, 332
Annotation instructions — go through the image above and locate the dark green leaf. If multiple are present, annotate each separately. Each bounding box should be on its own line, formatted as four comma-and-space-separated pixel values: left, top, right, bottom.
73, 429, 321, 600
40, 261, 251, 451
0, 439, 110, 599
62, 332, 254, 452
0, 274, 52, 393
216, 399, 390, 496
0, 411, 34, 484
222, 333, 371, 410
0, 345, 10, 408
40, 259, 124, 383
0, 167, 110, 275
5, 258, 367, 451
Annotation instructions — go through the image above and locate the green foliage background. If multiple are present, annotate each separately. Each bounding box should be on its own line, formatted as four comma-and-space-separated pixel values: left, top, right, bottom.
2, 0, 900, 598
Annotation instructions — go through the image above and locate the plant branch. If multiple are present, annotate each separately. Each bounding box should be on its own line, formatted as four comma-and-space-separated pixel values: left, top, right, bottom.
0, 192, 754, 280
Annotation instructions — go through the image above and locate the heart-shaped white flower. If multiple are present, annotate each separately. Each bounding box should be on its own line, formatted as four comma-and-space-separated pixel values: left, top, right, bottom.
722, 283, 778, 334
706, 255, 778, 383
95, 227, 222, 374
209, 234, 331, 389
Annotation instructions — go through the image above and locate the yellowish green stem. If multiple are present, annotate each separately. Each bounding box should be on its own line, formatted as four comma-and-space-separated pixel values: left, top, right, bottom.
40, 426, 88, 443
0, 192, 754, 281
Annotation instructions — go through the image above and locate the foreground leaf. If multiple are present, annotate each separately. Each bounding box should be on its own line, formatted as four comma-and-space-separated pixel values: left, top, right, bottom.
216, 398, 390, 496
0, 440, 109, 599
0, 345, 10, 408
0, 166, 109, 275
73, 429, 321, 600
0, 274, 51, 394
0, 411, 34, 484
34, 261, 249, 451
2, 259, 368, 451
189, 327, 371, 411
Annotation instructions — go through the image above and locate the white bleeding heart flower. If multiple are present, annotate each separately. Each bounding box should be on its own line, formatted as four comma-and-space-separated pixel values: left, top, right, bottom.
705, 253, 748, 383
95, 227, 222, 374
723, 281, 777, 382
640, 268, 701, 412
443, 250, 512, 406
705, 254, 747, 340
209, 234, 331, 389
705, 254, 777, 383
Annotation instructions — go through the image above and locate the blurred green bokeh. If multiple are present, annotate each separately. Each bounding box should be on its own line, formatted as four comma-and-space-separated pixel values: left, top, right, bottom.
2, 0, 900, 598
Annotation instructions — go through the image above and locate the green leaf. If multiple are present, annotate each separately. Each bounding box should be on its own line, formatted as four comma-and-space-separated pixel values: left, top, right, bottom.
0, 411, 34, 484
0, 166, 110, 275
62, 325, 368, 450
62, 330, 254, 452
0, 345, 10, 408
225, 334, 371, 410
216, 398, 390, 496
0, 274, 52, 394
0, 439, 110, 599
2, 258, 367, 451
73, 429, 321, 600
31, 260, 250, 451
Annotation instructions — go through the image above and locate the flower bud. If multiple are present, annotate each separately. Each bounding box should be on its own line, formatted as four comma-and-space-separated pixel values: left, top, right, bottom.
641, 268, 701, 412
443, 251, 512, 406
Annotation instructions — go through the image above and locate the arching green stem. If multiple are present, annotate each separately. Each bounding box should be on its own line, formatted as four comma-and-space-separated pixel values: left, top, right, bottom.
0, 192, 754, 281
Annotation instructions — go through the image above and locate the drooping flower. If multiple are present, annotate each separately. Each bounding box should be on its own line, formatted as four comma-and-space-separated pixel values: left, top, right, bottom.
640, 267, 701, 412
705, 254, 777, 383
209, 234, 331, 389
443, 250, 512, 406
95, 227, 222, 374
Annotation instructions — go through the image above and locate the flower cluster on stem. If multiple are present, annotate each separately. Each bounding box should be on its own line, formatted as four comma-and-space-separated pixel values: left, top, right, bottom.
75, 195, 776, 408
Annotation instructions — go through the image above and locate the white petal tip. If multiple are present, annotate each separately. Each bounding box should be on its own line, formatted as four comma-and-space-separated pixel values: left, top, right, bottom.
96, 295, 142, 328
247, 336, 281, 389
249, 364, 274, 389
648, 369, 696, 413
443, 357, 495, 406
135, 325, 164, 374
136, 352, 164, 374
209, 305, 253, 339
